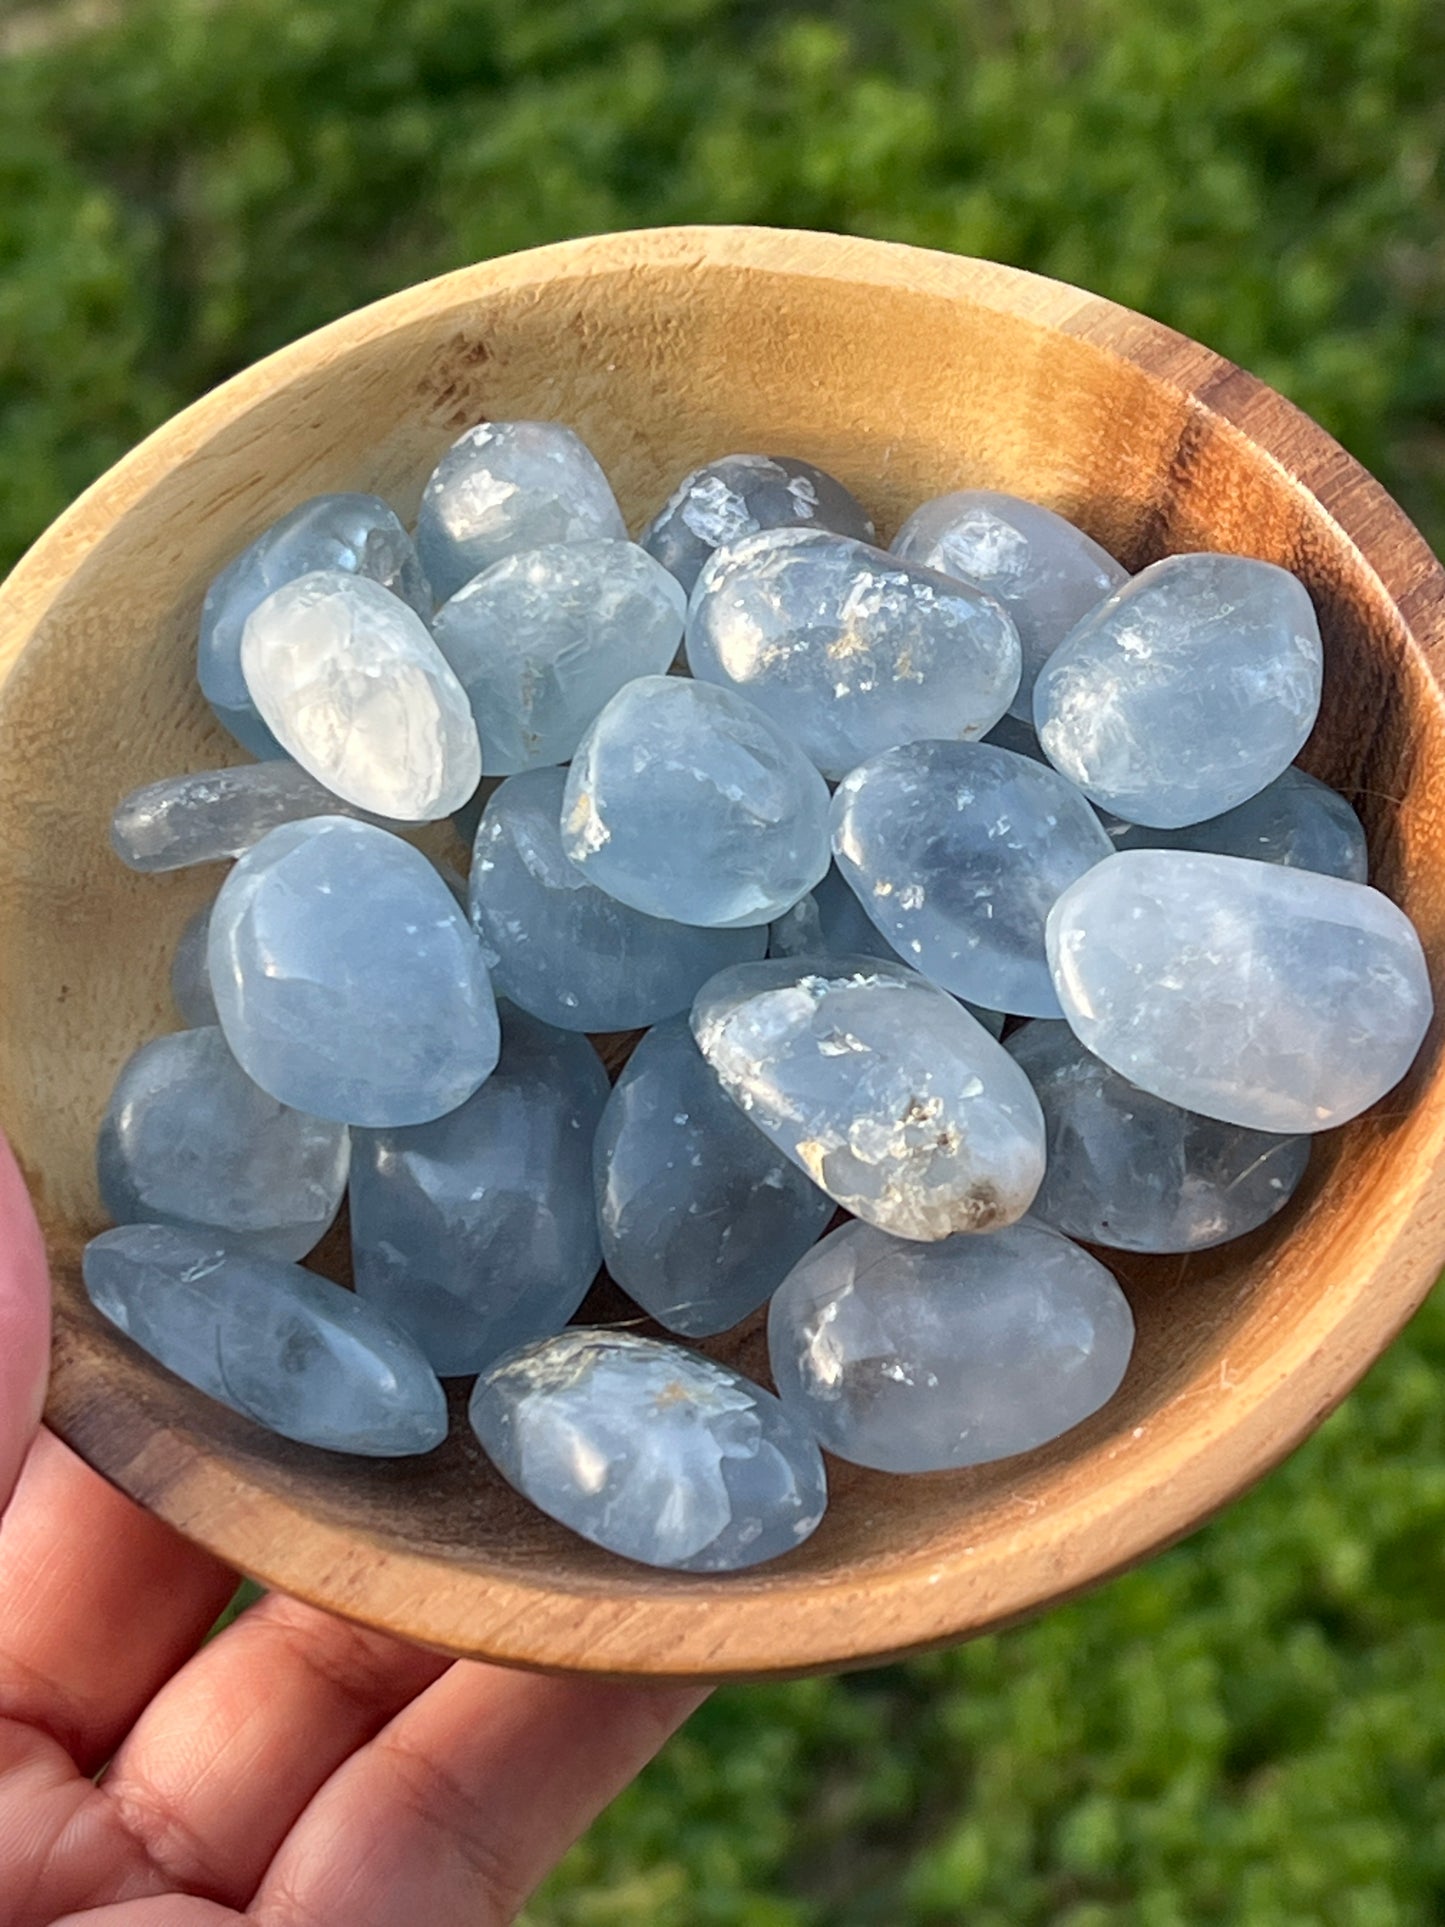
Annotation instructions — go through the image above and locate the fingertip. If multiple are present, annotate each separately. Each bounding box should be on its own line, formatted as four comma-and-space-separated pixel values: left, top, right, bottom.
0, 1132, 52, 1509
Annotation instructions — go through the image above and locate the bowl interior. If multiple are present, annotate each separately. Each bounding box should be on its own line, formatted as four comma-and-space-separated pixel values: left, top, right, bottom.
2, 228, 1444, 1678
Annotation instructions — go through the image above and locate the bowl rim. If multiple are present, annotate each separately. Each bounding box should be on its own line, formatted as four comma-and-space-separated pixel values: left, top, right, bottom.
6, 223, 1445, 1679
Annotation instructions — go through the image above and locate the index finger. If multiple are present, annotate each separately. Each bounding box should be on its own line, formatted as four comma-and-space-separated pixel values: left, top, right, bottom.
0, 1133, 51, 1511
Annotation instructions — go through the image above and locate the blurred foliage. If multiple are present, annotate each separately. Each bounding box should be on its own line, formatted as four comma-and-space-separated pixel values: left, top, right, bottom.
4, 0, 1445, 1918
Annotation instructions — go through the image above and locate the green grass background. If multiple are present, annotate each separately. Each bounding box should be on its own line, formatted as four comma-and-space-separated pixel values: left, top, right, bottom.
4, 0, 1444, 1917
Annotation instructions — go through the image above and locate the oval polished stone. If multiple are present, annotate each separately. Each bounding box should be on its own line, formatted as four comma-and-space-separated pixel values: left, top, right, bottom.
433, 539, 686, 773
170, 905, 218, 1025
686, 528, 1021, 779
692, 956, 1045, 1240
241, 571, 481, 821
209, 817, 500, 1127
198, 492, 431, 758
469, 1328, 828, 1570
416, 420, 627, 603
641, 452, 875, 596
562, 676, 831, 928
84, 1223, 448, 1456
350, 1009, 608, 1376
891, 489, 1128, 721
1047, 849, 1433, 1132
470, 767, 766, 1030
594, 1015, 834, 1337
1108, 764, 1369, 881
1034, 553, 1324, 827
112, 758, 397, 872
768, 1217, 1134, 1473
1006, 1019, 1311, 1252
98, 1027, 350, 1262
832, 740, 1113, 1016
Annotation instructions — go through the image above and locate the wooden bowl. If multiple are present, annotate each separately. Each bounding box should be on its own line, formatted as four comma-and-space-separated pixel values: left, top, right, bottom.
2, 226, 1444, 1681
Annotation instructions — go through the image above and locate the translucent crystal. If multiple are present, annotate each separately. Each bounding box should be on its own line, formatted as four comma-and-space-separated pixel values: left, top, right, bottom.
416, 420, 627, 603
1007, 1018, 1311, 1252
1034, 553, 1324, 827
351, 1010, 606, 1375
1047, 849, 1432, 1132
562, 675, 831, 927
209, 816, 499, 1127
469, 1328, 827, 1570
198, 493, 432, 758
768, 1216, 1134, 1472
170, 906, 218, 1025
832, 740, 1113, 1016
685, 528, 1021, 779
98, 1026, 349, 1262
112, 758, 396, 872
692, 956, 1045, 1240
83, 1223, 446, 1456
432, 540, 686, 774
470, 767, 766, 1030
241, 570, 481, 821
641, 452, 875, 596
891, 489, 1128, 720
594, 1015, 834, 1337
1108, 764, 1368, 881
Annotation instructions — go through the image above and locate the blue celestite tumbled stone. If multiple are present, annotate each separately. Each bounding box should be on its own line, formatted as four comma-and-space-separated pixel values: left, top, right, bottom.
891, 489, 1128, 721
692, 956, 1045, 1240
768, 1216, 1134, 1472
469, 1328, 827, 1570
1034, 553, 1324, 828
416, 420, 627, 603
198, 493, 431, 759
1107, 764, 1369, 881
470, 767, 766, 1030
209, 816, 500, 1127
831, 740, 1113, 1017
641, 452, 875, 596
84, 1223, 447, 1455
1046, 849, 1432, 1132
170, 905, 218, 1025
1006, 1019, 1311, 1252
594, 1015, 834, 1337
350, 1008, 609, 1376
561, 676, 831, 927
432, 539, 686, 773
98, 1026, 349, 1262
685, 528, 1021, 779
112, 759, 397, 872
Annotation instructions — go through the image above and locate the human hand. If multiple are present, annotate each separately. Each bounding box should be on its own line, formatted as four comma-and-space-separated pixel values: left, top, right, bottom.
0, 1135, 708, 1926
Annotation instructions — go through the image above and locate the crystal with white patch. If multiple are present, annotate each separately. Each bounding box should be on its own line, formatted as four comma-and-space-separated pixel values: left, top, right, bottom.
691, 956, 1045, 1240
83, 1223, 447, 1456
469, 1328, 827, 1570
642, 453, 875, 595
1108, 764, 1368, 881
1034, 553, 1324, 827
112, 758, 398, 872
562, 676, 830, 927
1046, 849, 1432, 1132
768, 1216, 1134, 1472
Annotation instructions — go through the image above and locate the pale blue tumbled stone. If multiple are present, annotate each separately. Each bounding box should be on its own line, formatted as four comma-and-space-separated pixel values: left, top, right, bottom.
199, 493, 431, 759
1034, 553, 1324, 828
112, 759, 397, 872
416, 420, 627, 603
832, 740, 1113, 1016
209, 816, 499, 1127
98, 1026, 349, 1261
1108, 764, 1368, 881
432, 539, 686, 773
594, 1015, 834, 1337
350, 1008, 608, 1376
768, 1216, 1134, 1473
892, 489, 1128, 722
685, 528, 1021, 779
641, 453, 875, 596
1006, 1019, 1311, 1252
1047, 849, 1432, 1132
692, 956, 1045, 1240
84, 1223, 447, 1455
470, 767, 766, 1030
469, 1328, 827, 1570
562, 676, 831, 928
171, 906, 218, 1025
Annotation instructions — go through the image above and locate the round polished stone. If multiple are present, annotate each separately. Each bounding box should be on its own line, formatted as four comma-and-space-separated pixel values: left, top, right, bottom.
112, 758, 397, 873
170, 905, 218, 1025
641, 452, 875, 595
1107, 764, 1368, 881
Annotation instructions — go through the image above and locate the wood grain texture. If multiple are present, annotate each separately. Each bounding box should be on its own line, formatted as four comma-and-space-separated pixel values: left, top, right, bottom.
2, 226, 1444, 1680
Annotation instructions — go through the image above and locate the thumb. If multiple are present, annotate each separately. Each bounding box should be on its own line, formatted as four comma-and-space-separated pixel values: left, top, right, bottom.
0, 1133, 51, 1512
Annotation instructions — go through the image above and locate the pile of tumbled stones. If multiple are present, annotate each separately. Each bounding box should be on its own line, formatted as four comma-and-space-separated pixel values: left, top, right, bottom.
86, 424, 1433, 1574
